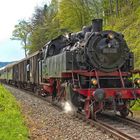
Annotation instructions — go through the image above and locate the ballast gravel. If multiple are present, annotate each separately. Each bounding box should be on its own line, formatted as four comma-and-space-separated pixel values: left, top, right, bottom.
5, 85, 115, 140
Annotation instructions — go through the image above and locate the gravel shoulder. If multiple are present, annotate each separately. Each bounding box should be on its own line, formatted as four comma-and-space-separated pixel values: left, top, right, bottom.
5, 85, 115, 140
132, 111, 140, 120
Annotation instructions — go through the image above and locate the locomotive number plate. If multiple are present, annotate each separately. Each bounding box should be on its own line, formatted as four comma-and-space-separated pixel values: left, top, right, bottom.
103, 48, 117, 53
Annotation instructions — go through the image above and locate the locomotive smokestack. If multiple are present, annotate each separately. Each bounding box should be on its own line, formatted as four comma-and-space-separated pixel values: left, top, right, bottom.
92, 19, 103, 32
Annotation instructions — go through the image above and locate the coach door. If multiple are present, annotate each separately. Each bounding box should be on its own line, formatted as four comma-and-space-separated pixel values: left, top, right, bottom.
26, 60, 30, 81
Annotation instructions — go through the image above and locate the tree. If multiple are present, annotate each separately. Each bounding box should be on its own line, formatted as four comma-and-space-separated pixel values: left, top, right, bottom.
109, 0, 113, 14
28, 1, 60, 53
11, 20, 31, 57
116, 0, 119, 16
58, 0, 96, 32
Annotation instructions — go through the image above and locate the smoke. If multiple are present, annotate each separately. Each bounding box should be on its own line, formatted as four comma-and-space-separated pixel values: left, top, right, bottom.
62, 101, 74, 113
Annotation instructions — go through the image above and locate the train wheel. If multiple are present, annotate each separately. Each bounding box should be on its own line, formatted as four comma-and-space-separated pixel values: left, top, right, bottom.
120, 108, 129, 118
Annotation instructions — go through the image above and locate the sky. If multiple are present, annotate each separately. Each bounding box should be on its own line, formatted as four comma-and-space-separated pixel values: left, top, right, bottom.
0, 0, 51, 62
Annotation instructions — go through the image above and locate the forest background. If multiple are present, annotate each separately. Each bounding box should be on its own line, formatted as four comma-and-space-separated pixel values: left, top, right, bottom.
12, 0, 140, 68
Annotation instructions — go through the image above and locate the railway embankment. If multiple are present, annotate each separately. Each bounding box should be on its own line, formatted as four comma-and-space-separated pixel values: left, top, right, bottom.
131, 100, 140, 120
0, 85, 29, 140
5, 85, 114, 140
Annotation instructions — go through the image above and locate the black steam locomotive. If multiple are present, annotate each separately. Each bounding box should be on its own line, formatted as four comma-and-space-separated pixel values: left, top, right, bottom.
43, 19, 134, 88
1, 19, 140, 119
41, 19, 140, 118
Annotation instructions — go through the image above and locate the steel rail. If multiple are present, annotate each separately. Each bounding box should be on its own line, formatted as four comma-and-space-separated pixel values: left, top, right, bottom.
75, 113, 138, 140
115, 115, 140, 130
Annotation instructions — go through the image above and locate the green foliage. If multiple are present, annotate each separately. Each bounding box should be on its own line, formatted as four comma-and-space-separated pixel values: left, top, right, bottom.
28, 1, 60, 53
105, 4, 140, 68
0, 85, 29, 140
11, 20, 31, 57
58, 0, 90, 31
131, 100, 140, 111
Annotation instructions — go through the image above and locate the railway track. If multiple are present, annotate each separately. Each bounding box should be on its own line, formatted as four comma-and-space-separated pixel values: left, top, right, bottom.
75, 112, 140, 140
96, 113, 140, 140
116, 114, 140, 130
5, 84, 140, 140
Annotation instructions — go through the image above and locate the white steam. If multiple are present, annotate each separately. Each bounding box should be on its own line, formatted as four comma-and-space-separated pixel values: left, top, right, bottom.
62, 101, 73, 113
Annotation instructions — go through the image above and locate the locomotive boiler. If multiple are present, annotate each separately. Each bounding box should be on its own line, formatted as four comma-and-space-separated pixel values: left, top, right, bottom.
40, 19, 140, 119
43, 19, 133, 74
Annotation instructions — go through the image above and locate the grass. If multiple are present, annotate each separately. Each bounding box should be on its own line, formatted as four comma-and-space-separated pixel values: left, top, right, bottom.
0, 84, 29, 140
131, 100, 140, 111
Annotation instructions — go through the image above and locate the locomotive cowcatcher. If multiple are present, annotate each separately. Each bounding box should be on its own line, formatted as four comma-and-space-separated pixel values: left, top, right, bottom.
40, 19, 140, 119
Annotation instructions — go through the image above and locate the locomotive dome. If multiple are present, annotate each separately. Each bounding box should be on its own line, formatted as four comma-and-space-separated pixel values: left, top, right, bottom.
85, 30, 130, 72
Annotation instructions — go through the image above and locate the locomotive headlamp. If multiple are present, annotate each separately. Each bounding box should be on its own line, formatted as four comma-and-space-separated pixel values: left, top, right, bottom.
91, 78, 98, 85
137, 79, 140, 84
134, 78, 140, 86
108, 33, 114, 39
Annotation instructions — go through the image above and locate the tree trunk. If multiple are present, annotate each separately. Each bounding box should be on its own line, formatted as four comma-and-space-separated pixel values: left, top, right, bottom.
109, 0, 113, 15
24, 39, 27, 58
24, 48, 27, 58
116, 0, 119, 16
125, 0, 129, 5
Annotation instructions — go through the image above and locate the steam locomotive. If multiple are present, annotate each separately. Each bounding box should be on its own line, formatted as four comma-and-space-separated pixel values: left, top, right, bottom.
0, 19, 140, 119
